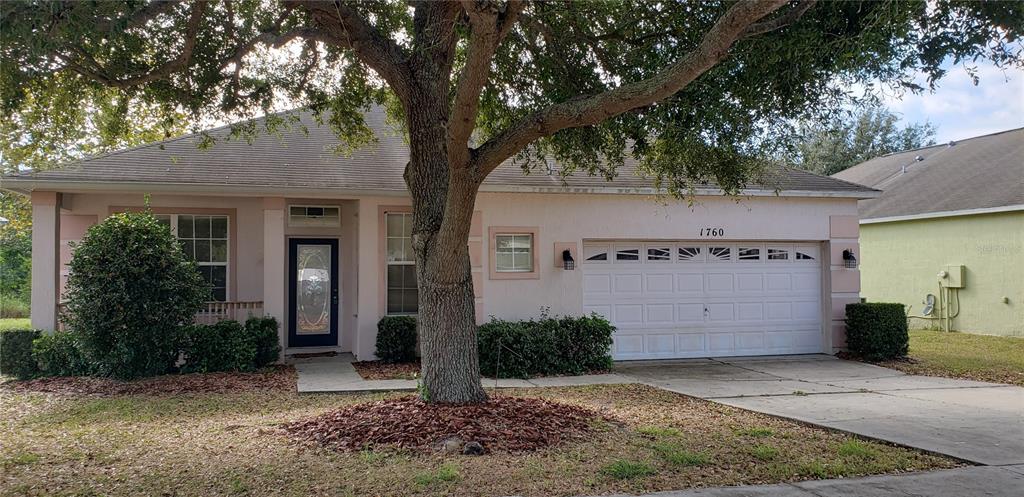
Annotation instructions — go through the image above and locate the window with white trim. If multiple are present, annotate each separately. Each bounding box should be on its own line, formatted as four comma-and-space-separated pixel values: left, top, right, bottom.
767, 248, 790, 261
495, 234, 534, 272
385, 212, 417, 314
155, 214, 229, 301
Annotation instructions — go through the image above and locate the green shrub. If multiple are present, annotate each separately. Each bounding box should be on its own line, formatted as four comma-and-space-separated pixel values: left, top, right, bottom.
476, 319, 535, 378
245, 316, 281, 367
0, 329, 41, 379
376, 316, 417, 363
32, 331, 92, 377
0, 298, 30, 319
478, 313, 615, 378
181, 320, 257, 373
845, 302, 909, 361
63, 211, 209, 379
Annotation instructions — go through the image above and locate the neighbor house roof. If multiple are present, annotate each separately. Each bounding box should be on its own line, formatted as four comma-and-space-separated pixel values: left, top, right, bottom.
833, 128, 1024, 221
2, 108, 877, 198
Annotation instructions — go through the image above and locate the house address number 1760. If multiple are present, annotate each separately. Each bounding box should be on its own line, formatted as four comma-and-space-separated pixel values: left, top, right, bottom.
699, 227, 725, 237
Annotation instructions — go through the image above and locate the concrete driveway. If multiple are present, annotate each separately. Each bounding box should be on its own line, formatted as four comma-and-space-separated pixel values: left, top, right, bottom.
616, 355, 1024, 466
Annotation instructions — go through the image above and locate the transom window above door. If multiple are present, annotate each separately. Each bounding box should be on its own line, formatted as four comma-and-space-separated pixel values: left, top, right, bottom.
289, 205, 340, 227
155, 214, 229, 301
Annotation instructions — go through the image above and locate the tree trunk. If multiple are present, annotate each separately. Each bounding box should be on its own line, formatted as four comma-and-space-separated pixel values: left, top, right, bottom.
404, 100, 488, 404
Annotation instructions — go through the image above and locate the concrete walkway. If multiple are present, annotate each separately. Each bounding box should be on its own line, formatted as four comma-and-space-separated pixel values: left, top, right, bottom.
587, 465, 1024, 497
294, 353, 1023, 466
617, 355, 1024, 466
293, 354, 633, 393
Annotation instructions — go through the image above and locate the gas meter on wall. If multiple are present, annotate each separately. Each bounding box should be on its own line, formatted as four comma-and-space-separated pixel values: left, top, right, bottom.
942, 265, 965, 288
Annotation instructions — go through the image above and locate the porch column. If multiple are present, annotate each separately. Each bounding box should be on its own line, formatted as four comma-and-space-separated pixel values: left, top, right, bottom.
262, 197, 287, 352
30, 191, 61, 331
355, 198, 382, 360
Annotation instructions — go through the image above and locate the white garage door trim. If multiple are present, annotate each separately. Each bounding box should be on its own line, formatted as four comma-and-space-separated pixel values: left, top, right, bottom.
582, 241, 824, 360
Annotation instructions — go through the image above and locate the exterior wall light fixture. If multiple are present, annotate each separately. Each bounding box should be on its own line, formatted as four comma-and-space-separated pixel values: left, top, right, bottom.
562, 249, 575, 270
842, 249, 857, 269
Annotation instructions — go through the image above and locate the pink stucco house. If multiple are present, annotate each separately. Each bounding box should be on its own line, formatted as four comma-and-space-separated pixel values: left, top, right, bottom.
1, 109, 876, 361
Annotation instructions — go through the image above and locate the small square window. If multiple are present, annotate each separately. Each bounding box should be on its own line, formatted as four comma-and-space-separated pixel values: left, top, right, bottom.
495, 234, 534, 272
767, 248, 789, 260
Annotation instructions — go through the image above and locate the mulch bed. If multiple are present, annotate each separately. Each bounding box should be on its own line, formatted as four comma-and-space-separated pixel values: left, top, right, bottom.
352, 360, 421, 380
352, 360, 613, 381
284, 395, 603, 453
0, 365, 296, 396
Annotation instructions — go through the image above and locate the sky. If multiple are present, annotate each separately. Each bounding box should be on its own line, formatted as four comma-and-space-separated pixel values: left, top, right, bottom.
874, 61, 1024, 143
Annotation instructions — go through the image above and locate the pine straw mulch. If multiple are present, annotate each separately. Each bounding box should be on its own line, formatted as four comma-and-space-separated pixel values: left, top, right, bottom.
352, 360, 422, 380
284, 394, 604, 453
0, 365, 296, 397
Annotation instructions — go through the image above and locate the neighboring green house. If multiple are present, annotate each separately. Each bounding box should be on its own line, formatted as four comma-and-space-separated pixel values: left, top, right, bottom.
834, 128, 1023, 337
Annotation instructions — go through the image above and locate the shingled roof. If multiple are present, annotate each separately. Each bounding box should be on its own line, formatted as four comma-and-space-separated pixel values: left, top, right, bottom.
833, 128, 1024, 220
3, 107, 876, 198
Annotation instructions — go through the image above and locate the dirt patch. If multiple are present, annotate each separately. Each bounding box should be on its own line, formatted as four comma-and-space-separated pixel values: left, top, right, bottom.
0, 366, 295, 396
284, 394, 602, 453
353, 360, 421, 380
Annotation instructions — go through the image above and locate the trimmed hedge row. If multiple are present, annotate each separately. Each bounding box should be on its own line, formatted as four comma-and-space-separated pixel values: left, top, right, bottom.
375, 313, 615, 379
375, 315, 417, 363
182, 316, 281, 373
0, 329, 41, 379
0, 316, 281, 380
478, 314, 615, 378
845, 302, 908, 361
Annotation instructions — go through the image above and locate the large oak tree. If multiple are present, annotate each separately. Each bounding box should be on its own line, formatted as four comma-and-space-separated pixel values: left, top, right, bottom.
2, 0, 1020, 403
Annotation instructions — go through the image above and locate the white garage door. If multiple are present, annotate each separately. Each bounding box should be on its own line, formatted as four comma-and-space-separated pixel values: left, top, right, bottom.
582, 242, 823, 360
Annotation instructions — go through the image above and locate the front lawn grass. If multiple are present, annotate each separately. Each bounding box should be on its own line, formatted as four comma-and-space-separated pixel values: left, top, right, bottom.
879, 330, 1024, 386
0, 383, 957, 496
0, 318, 31, 331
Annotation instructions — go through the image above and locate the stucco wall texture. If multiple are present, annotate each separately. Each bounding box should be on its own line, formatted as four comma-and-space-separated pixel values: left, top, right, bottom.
859, 211, 1024, 336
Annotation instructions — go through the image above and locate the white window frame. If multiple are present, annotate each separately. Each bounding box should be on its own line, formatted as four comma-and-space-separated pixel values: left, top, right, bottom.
385, 212, 417, 315
288, 205, 341, 228
156, 214, 230, 301
494, 233, 535, 273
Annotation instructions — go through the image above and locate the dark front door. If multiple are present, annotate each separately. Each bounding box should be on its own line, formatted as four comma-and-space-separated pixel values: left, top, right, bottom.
288, 238, 339, 347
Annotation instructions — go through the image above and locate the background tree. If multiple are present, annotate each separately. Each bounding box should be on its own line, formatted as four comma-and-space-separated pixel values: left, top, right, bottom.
0, 192, 32, 317
788, 105, 937, 176
2, 0, 1021, 402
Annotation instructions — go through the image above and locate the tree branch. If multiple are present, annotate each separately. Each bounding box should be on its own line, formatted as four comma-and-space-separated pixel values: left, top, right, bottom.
409, 1, 463, 93
60, 1, 208, 89
448, 0, 524, 166
741, 0, 817, 38
291, 0, 415, 106
93, 0, 180, 32
470, 0, 791, 176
